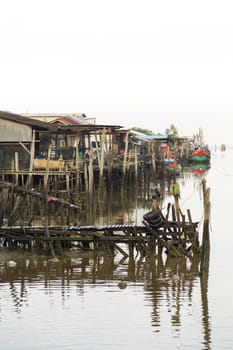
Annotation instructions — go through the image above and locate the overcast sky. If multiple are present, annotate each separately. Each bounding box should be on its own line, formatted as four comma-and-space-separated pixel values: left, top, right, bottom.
1, 0, 233, 145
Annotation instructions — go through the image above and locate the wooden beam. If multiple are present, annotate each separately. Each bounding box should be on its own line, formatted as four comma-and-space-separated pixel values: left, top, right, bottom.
19, 142, 31, 155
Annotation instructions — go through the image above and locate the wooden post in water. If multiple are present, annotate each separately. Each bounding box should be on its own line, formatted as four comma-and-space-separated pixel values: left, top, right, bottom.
45, 145, 51, 191
28, 129, 35, 187
134, 145, 138, 178
99, 128, 106, 180
94, 132, 101, 169
66, 167, 70, 193
200, 179, 211, 275
75, 134, 81, 189
150, 140, 156, 173
84, 161, 88, 191
88, 149, 94, 193
14, 152, 19, 186
123, 131, 129, 175
45, 197, 56, 258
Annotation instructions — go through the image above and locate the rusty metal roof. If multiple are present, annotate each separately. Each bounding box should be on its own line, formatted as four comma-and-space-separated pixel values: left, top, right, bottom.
51, 116, 88, 125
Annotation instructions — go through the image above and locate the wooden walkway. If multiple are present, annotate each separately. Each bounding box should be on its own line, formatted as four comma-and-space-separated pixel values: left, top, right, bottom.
0, 179, 210, 265
0, 218, 200, 258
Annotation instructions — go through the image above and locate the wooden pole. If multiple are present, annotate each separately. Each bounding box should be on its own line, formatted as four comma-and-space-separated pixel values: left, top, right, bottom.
84, 161, 88, 191
100, 128, 106, 179
75, 134, 80, 188
14, 152, 19, 186
66, 170, 70, 193
134, 145, 138, 177
200, 180, 211, 275
45, 196, 56, 258
88, 149, 94, 193
94, 132, 101, 168
28, 129, 35, 187
45, 144, 51, 191
123, 131, 129, 175
108, 133, 113, 179
151, 140, 156, 172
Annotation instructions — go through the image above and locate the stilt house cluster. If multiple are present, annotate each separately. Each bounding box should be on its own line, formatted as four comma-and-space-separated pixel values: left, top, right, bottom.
0, 111, 194, 188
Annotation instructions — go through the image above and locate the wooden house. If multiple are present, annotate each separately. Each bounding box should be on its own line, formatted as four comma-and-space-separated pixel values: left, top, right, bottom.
0, 111, 54, 170
0, 111, 122, 176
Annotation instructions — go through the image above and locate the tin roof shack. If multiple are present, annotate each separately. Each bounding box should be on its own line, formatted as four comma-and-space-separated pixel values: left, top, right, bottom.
115, 131, 194, 177
162, 135, 194, 162
0, 111, 123, 189
24, 113, 121, 169
110, 129, 158, 175
24, 113, 121, 176
42, 122, 122, 179
0, 111, 53, 171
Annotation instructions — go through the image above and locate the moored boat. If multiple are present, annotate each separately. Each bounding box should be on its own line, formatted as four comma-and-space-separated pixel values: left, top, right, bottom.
193, 163, 209, 175
189, 147, 211, 163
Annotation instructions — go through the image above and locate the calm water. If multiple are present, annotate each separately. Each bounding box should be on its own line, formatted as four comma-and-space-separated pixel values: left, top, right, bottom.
0, 150, 232, 350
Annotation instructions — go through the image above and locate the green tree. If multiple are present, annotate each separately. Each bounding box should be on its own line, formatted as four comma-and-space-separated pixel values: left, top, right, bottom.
131, 127, 153, 135
165, 124, 178, 137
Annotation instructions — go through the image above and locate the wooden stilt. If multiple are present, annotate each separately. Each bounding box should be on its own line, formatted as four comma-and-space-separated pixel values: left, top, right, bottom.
14, 152, 19, 186
99, 128, 106, 179
28, 130, 35, 187
123, 131, 129, 175
200, 180, 210, 275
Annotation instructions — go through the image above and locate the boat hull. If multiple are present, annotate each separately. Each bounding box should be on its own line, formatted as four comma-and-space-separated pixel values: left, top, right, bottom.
190, 155, 210, 163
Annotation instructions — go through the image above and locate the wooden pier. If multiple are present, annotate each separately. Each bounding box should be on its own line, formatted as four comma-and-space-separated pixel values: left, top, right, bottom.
0, 178, 211, 267
0, 208, 200, 259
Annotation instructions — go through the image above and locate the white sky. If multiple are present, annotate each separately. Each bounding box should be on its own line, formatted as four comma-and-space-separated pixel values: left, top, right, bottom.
1, 0, 233, 145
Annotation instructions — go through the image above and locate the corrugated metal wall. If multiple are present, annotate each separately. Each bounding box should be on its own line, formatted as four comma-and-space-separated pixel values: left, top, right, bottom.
0, 119, 32, 142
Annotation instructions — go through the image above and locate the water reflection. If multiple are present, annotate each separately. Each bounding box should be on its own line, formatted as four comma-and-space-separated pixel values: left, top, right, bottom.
0, 164, 213, 349
0, 248, 211, 349
200, 245, 211, 350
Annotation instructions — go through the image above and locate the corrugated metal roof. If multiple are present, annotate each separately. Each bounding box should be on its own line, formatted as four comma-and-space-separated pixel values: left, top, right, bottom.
22, 113, 87, 118
152, 134, 169, 140
0, 111, 54, 131
0, 111, 122, 134
51, 116, 91, 125
130, 130, 168, 142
